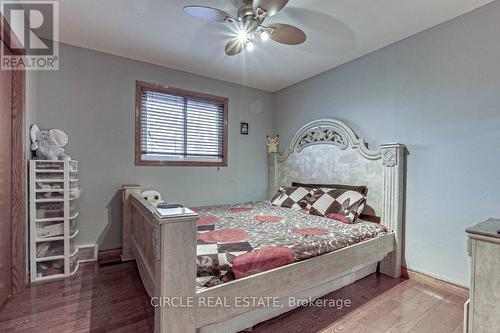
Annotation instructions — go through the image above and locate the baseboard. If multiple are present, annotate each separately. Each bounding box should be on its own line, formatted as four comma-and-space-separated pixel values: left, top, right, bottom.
98, 247, 123, 265
120, 254, 136, 262
78, 244, 98, 262
402, 266, 469, 298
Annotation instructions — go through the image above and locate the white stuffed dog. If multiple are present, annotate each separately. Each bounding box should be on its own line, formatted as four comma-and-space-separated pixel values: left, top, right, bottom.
141, 190, 162, 206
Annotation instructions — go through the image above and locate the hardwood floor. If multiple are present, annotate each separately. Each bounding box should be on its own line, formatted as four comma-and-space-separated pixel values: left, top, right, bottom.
0, 262, 154, 333
0, 261, 467, 333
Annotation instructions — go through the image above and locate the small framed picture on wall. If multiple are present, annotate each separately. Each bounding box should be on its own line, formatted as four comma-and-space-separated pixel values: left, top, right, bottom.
240, 122, 249, 135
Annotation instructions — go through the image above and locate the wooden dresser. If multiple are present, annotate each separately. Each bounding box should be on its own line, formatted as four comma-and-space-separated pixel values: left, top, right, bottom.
466, 219, 500, 333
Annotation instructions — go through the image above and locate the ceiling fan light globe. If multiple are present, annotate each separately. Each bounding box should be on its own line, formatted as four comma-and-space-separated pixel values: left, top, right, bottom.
247, 41, 255, 51
237, 30, 248, 43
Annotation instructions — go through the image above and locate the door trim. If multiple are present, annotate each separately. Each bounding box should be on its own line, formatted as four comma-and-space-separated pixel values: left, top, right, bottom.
1, 12, 27, 294
11, 66, 26, 293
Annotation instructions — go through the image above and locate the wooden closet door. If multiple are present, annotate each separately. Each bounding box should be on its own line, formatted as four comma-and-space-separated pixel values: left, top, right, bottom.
0, 42, 13, 306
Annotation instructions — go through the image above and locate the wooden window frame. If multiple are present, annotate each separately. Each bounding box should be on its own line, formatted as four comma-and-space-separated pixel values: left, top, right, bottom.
135, 80, 228, 167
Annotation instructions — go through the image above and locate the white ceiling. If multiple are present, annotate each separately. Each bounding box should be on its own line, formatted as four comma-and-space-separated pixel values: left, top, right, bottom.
56, 0, 494, 92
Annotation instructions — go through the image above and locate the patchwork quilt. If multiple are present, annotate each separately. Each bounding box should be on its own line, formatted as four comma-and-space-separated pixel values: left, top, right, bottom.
193, 201, 387, 289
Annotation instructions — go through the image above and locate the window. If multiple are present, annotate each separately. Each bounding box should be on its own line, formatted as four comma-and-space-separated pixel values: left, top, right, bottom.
135, 81, 228, 167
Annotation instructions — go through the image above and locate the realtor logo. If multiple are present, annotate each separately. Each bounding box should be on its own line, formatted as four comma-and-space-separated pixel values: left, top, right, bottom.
1, 1, 59, 70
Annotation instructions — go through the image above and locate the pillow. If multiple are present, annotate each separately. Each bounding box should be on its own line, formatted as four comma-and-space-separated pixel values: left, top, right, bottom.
292, 182, 368, 196
271, 186, 313, 210
307, 188, 366, 224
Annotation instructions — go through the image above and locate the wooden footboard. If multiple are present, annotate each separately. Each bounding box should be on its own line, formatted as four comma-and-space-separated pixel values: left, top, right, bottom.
194, 233, 394, 328
123, 191, 199, 333
129, 196, 159, 296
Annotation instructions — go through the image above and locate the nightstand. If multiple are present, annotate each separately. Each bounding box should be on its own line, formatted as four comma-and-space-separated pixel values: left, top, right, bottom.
465, 218, 500, 333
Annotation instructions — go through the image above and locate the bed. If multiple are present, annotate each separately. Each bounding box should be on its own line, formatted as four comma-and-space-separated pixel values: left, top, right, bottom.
121, 118, 406, 333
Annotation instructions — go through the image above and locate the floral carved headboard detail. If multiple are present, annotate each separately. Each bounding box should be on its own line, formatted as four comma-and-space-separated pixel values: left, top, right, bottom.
276, 119, 382, 163
296, 127, 348, 153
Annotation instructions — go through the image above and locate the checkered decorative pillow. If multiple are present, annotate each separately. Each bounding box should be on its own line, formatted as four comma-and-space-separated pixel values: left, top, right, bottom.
307, 188, 366, 224
271, 186, 313, 210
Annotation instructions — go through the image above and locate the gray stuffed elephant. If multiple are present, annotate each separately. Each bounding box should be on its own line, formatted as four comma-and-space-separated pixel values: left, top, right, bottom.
30, 124, 71, 161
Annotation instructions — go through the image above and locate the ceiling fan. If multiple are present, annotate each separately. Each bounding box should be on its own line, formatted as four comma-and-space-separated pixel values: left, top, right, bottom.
183, 0, 306, 56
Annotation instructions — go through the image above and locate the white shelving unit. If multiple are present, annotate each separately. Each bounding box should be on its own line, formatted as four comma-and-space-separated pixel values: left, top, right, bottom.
29, 160, 81, 282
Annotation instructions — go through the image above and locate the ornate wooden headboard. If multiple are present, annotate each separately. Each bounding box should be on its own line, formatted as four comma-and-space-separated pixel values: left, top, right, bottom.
268, 118, 405, 276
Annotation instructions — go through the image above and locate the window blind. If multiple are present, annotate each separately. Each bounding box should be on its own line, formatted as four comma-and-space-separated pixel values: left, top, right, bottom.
140, 89, 225, 161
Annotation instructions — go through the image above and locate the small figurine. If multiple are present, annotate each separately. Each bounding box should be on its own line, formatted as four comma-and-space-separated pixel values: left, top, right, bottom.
267, 135, 279, 154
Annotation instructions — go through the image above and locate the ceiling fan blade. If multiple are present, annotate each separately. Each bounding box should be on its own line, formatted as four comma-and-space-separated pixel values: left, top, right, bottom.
225, 38, 247, 56
183, 6, 236, 23
269, 23, 306, 45
253, 0, 289, 17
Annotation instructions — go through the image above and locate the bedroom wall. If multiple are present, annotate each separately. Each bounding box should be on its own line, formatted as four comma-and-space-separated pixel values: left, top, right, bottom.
35, 43, 274, 250
274, 1, 500, 286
